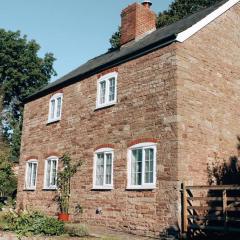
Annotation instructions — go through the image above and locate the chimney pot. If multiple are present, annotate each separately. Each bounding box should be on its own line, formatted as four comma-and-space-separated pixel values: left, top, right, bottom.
142, 1, 152, 8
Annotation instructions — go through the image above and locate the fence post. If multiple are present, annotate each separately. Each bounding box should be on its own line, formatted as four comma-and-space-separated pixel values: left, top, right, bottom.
223, 189, 227, 230
182, 182, 188, 233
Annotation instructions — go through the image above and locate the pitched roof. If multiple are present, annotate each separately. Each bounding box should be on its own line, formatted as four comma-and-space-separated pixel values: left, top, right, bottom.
26, 0, 237, 102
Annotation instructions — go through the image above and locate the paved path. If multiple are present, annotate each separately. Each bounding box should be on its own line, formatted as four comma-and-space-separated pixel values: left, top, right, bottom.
89, 225, 154, 240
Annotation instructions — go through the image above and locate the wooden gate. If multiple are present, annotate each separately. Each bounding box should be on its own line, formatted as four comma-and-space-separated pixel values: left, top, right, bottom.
182, 184, 240, 236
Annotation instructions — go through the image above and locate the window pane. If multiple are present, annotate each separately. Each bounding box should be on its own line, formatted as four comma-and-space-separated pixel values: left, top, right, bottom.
100, 81, 106, 104
46, 160, 51, 187
109, 78, 115, 102
32, 163, 37, 187
131, 149, 142, 185
145, 148, 154, 184
96, 153, 104, 186
56, 97, 62, 118
50, 99, 55, 119
51, 160, 57, 186
27, 163, 33, 188
105, 153, 112, 185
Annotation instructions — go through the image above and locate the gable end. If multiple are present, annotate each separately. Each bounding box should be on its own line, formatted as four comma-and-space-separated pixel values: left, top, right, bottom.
176, 0, 240, 42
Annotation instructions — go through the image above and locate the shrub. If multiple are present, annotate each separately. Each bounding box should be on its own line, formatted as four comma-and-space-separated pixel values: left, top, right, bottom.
40, 216, 64, 236
64, 223, 89, 237
0, 150, 17, 198
3, 210, 64, 236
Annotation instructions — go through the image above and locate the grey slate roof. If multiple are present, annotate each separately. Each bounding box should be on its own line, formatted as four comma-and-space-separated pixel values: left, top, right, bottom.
26, 0, 229, 102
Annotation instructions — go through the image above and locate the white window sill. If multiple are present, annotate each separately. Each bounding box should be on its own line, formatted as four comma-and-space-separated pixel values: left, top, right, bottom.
43, 187, 57, 191
47, 118, 61, 124
126, 185, 156, 190
95, 102, 116, 110
92, 186, 114, 190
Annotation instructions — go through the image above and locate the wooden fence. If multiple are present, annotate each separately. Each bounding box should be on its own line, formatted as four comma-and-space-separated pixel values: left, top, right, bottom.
182, 184, 240, 236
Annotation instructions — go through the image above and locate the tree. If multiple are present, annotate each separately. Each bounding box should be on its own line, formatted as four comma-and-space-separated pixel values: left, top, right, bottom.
0, 29, 56, 162
109, 27, 121, 51
157, 0, 222, 28
0, 145, 17, 198
109, 0, 222, 49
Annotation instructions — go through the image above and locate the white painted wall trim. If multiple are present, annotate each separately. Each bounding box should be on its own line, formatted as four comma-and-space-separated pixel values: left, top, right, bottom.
176, 0, 240, 42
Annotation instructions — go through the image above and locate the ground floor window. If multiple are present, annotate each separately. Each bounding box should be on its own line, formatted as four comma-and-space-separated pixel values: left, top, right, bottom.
25, 160, 38, 190
93, 148, 114, 189
44, 156, 58, 189
127, 143, 156, 189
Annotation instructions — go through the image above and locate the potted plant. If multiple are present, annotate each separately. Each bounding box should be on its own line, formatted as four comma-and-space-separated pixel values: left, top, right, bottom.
57, 153, 82, 221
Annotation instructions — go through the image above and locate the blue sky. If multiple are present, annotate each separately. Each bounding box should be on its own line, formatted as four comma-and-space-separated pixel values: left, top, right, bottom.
0, 0, 173, 81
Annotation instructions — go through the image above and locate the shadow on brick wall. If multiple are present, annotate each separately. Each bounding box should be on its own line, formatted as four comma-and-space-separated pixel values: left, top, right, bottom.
188, 136, 240, 240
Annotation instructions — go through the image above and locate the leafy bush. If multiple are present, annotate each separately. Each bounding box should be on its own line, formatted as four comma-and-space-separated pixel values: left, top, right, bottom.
3, 210, 64, 236
64, 223, 89, 237
0, 150, 17, 198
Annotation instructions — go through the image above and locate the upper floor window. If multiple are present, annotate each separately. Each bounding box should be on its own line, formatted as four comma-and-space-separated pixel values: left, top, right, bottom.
44, 156, 58, 190
96, 72, 118, 109
127, 143, 157, 190
48, 93, 63, 123
25, 160, 38, 190
93, 148, 114, 189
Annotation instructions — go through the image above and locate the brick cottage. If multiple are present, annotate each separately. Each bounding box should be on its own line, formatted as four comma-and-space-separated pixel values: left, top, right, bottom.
17, 0, 240, 237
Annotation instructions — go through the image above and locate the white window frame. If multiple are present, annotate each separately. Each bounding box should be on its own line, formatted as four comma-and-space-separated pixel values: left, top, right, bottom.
127, 142, 157, 190
25, 159, 38, 190
48, 93, 63, 123
96, 72, 118, 109
43, 156, 59, 190
93, 148, 114, 190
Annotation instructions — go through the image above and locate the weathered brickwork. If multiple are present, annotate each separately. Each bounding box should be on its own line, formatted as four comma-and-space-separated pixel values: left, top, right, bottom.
16, 3, 240, 237
176, 3, 240, 186
17, 44, 179, 237
121, 3, 156, 45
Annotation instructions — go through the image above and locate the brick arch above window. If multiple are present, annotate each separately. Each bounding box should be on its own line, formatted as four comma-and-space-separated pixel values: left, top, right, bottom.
25, 156, 38, 161
97, 68, 118, 79
94, 144, 115, 151
50, 89, 63, 97
44, 152, 59, 159
127, 138, 159, 148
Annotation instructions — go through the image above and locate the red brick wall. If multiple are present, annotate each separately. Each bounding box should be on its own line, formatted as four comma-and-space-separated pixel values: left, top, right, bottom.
17, 44, 178, 237
121, 3, 156, 45
177, 3, 240, 186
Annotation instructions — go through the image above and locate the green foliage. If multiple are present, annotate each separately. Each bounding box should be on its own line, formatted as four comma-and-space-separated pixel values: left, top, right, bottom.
3, 211, 64, 236
109, 27, 121, 51
57, 154, 82, 214
64, 223, 89, 237
0, 29, 56, 162
0, 150, 17, 197
109, 0, 222, 49
157, 0, 222, 28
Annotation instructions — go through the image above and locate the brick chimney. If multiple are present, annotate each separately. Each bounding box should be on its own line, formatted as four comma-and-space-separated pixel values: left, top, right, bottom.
120, 1, 156, 46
